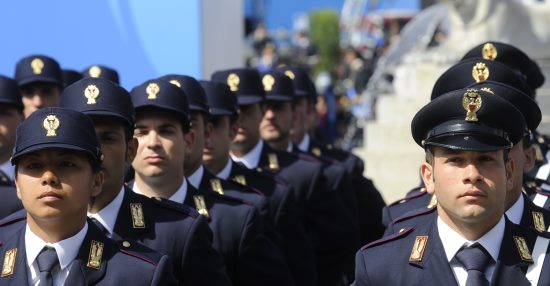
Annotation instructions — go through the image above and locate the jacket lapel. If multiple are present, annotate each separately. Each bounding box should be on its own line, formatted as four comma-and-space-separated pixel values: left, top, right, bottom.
0, 224, 30, 286
113, 187, 152, 240
64, 221, 111, 285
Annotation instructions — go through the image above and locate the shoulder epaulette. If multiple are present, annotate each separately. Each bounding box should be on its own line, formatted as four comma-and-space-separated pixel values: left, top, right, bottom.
150, 197, 198, 218
388, 188, 428, 206
255, 170, 289, 186
0, 214, 26, 227
534, 187, 550, 197
209, 190, 253, 206
392, 206, 437, 224
117, 240, 162, 266
361, 227, 414, 250
297, 153, 320, 164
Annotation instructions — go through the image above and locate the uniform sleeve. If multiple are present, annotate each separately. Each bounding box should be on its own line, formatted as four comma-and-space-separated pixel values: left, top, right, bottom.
181, 215, 232, 286
351, 250, 371, 286
150, 254, 178, 286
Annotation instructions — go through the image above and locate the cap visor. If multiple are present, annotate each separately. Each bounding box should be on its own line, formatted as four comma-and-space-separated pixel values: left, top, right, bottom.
11, 143, 96, 165
426, 135, 511, 152
237, 95, 264, 105
18, 76, 62, 87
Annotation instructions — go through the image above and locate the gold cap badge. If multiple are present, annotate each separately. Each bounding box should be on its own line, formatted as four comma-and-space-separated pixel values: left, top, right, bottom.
193, 195, 210, 218
482, 43, 498, 60
472, 62, 490, 82
130, 203, 146, 228
462, 89, 482, 122
43, 114, 60, 137
169, 79, 181, 88
532, 211, 546, 232
89, 66, 102, 78
87, 240, 104, 269
146, 83, 160, 100
232, 175, 247, 186
31, 58, 44, 75
409, 236, 428, 262
513, 236, 533, 262
262, 74, 275, 92
210, 178, 224, 195
1, 248, 17, 277
84, 84, 100, 104
268, 153, 279, 171
284, 70, 295, 80
227, 73, 240, 92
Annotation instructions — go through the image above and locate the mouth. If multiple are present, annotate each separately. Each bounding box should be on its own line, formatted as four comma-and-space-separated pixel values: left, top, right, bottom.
144, 155, 164, 163
38, 191, 62, 202
460, 189, 487, 199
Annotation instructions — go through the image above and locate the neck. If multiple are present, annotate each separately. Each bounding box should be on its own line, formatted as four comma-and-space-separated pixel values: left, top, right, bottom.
204, 155, 230, 175
505, 188, 522, 210
27, 213, 86, 243
291, 131, 305, 146
88, 183, 122, 214
184, 159, 202, 178
231, 138, 260, 158
134, 172, 183, 199
439, 209, 501, 241
266, 137, 290, 151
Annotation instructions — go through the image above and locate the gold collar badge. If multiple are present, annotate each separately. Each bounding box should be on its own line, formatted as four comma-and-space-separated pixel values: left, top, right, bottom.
193, 195, 210, 218
262, 74, 275, 92
87, 240, 104, 269
513, 236, 533, 262
1, 248, 17, 277
482, 43, 498, 60
146, 83, 160, 100
462, 89, 482, 122
130, 203, 146, 228
31, 58, 44, 75
268, 153, 279, 171
232, 175, 247, 186
43, 114, 60, 137
89, 66, 102, 78
409, 236, 428, 262
227, 73, 240, 92
210, 179, 224, 195
84, 84, 100, 104
472, 62, 490, 82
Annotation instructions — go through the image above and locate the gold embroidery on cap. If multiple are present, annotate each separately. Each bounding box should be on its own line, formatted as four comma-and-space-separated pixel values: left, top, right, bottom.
472, 62, 490, 82
1, 249, 17, 277
87, 240, 104, 269
513, 236, 533, 262
43, 115, 60, 136
227, 73, 240, 92
31, 58, 44, 75
169, 80, 181, 88
284, 70, 295, 80
89, 66, 102, 78
409, 236, 428, 262
462, 89, 482, 122
482, 43, 498, 60
146, 83, 160, 99
210, 179, 224, 195
130, 203, 146, 228
84, 84, 100, 104
480, 87, 494, 94
533, 211, 546, 233
262, 74, 275, 92
193, 195, 210, 218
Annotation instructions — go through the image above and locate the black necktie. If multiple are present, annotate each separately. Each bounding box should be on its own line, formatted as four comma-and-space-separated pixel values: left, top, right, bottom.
89, 217, 111, 238
36, 247, 59, 286
455, 243, 493, 286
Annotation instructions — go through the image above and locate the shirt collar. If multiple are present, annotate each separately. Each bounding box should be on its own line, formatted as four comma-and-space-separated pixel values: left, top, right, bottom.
168, 178, 188, 203
504, 194, 524, 225
0, 160, 15, 180
231, 140, 263, 169
187, 165, 204, 189
438, 215, 504, 264
87, 187, 125, 234
297, 134, 310, 152
216, 159, 233, 181
25, 222, 88, 270
286, 141, 293, 152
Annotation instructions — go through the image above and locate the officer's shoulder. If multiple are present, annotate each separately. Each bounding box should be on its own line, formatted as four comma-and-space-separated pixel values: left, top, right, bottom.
0, 210, 27, 228
387, 187, 428, 207
116, 239, 167, 266
206, 190, 254, 207
360, 227, 414, 251
392, 206, 437, 225
149, 196, 199, 218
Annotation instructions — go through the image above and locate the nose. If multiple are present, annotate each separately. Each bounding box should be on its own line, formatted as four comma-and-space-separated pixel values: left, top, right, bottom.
145, 131, 161, 149
263, 106, 275, 120
463, 163, 483, 184
41, 170, 59, 186
32, 95, 44, 109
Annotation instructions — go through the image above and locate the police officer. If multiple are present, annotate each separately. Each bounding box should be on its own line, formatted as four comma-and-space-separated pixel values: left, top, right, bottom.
212, 68, 358, 286
200, 79, 317, 286
59, 77, 231, 286
0, 75, 24, 218
82, 65, 120, 85
129, 78, 293, 286
14, 55, 63, 118
279, 65, 386, 245
0, 107, 176, 285
353, 87, 537, 286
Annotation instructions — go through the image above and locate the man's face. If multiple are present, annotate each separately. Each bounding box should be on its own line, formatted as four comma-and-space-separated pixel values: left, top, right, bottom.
133, 110, 186, 178
421, 147, 513, 228
15, 149, 103, 222
203, 115, 235, 165
186, 112, 209, 170
508, 139, 536, 193
233, 103, 263, 149
20, 82, 61, 118
92, 117, 136, 195
260, 100, 293, 143
0, 104, 23, 160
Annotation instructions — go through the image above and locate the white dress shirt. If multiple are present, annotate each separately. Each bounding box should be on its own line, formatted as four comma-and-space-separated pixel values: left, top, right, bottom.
26, 222, 88, 286
231, 140, 264, 169
297, 134, 311, 152
504, 194, 524, 225
216, 159, 233, 181
438, 216, 505, 286
133, 179, 188, 204
87, 187, 125, 235
187, 165, 204, 189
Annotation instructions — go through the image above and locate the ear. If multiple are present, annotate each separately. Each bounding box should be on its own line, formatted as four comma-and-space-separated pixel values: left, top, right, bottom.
125, 138, 138, 163
420, 162, 435, 195
90, 171, 105, 198
183, 129, 196, 155
14, 177, 22, 200
523, 145, 536, 173
505, 157, 514, 191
